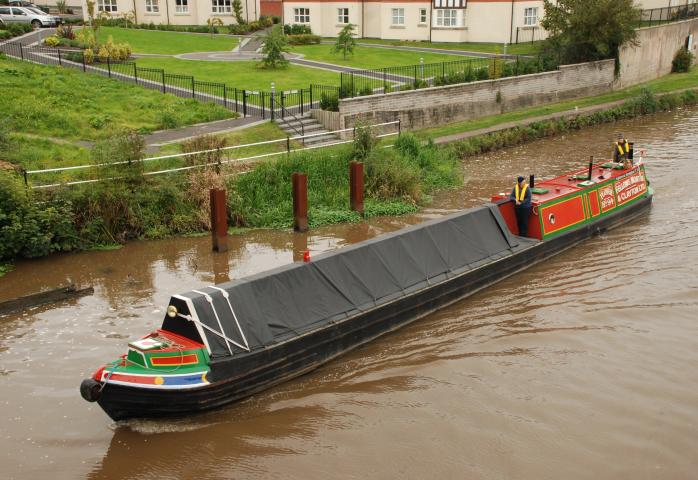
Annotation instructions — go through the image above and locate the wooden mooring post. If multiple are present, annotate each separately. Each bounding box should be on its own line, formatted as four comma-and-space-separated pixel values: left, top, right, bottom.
292, 172, 309, 232
349, 161, 364, 216
210, 188, 228, 252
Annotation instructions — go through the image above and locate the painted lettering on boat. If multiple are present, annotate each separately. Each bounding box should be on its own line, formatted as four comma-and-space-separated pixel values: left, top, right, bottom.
599, 185, 616, 212
615, 170, 647, 206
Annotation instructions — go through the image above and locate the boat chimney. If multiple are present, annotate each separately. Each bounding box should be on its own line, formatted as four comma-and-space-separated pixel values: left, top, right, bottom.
529, 174, 535, 189
628, 142, 634, 161
588, 156, 594, 181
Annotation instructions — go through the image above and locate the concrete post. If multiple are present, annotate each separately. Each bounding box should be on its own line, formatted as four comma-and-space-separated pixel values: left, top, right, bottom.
349, 161, 364, 216
292, 172, 309, 232
210, 188, 228, 252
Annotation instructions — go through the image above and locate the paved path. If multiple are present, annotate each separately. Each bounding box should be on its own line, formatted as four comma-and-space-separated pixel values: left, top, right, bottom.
321, 41, 520, 59
144, 117, 265, 152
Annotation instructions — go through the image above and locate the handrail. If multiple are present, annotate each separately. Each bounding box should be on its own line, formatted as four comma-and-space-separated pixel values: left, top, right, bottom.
275, 97, 305, 140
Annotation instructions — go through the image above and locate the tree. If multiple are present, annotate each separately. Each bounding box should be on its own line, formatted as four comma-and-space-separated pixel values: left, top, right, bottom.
259, 25, 289, 69
207, 17, 224, 37
541, 0, 641, 67
232, 0, 245, 25
332, 23, 356, 60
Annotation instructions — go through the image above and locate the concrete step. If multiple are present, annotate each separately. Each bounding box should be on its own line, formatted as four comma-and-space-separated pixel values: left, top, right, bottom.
279, 124, 325, 135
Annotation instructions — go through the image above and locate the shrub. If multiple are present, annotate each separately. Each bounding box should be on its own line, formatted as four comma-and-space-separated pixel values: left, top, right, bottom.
180, 134, 228, 166
475, 67, 489, 80
44, 35, 61, 47
319, 93, 339, 111
352, 123, 377, 161
358, 85, 373, 96
56, 24, 76, 40
672, 47, 694, 73
0, 31, 11, 41
83, 48, 94, 64
287, 34, 321, 45
228, 23, 250, 35
284, 24, 312, 35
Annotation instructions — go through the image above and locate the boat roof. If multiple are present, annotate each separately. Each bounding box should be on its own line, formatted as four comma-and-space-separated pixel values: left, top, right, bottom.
532, 163, 634, 204
162, 205, 538, 358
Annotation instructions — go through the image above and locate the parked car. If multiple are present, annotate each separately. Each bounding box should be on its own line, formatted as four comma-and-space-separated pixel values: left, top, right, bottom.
0, 6, 61, 28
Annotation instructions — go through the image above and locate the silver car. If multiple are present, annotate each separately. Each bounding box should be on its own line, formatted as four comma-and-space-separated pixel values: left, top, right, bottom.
0, 6, 62, 28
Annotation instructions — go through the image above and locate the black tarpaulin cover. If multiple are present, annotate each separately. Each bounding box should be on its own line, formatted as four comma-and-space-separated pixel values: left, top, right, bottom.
163, 205, 529, 357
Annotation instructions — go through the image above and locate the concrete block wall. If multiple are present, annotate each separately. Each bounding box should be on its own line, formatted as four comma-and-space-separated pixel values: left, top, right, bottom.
617, 18, 698, 88
339, 59, 616, 131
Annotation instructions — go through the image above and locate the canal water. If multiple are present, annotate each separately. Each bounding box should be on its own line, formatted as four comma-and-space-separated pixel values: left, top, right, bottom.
1, 107, 697, 479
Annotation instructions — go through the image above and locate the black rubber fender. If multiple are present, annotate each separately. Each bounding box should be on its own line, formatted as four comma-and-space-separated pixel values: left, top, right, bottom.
80, 378, 102, 402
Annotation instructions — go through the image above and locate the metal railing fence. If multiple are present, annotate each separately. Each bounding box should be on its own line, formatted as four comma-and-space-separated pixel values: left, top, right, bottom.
639, 4, 698, 27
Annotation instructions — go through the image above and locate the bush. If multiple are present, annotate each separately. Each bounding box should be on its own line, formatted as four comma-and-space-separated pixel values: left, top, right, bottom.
44, 35, 60, 47
56, 24, 76, 40
319, 92, 339, 111
672, 47, 694, 73
475, 67, 489, 80
6, 23, 32, 37
284, 24, 312, 35
83, 48, 94, 64
228, 23, 250, 35
287, 34, 321, 45
352, 123, 378, 161
0, 30, 12, 41
358, 85, 373, 96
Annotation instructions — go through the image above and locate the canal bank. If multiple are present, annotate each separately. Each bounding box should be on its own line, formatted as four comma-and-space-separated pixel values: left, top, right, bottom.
1, 107, 697, 479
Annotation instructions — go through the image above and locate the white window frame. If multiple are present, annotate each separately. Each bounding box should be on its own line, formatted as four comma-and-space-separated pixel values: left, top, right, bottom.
391, 8, 404, 26
97, 0, 117, 13
212, 0, 232, 14
337, 7, 349, 24
435, 9, 459, 27
145, 0, 159, 14
419, 8, 427, 24
175, 0, 189, 14
294, 7, 310, 23
524, 7, 538, 26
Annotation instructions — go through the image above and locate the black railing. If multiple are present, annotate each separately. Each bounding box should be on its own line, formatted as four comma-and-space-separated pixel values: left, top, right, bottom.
515, 26, 544, 44
639, 4, 698, 27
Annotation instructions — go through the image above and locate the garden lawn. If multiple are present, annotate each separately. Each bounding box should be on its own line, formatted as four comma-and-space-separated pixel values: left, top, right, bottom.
134, 57, 341, 89
354, 39, 542, 56
0, 56, 233, 144
100, 27, 238, 54
291, 44, 472, 69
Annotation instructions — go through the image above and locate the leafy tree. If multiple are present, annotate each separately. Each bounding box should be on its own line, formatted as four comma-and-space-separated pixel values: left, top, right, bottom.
332, 23, 356, 60
259, 25, 289, 69
207, 17, 224, 37
541, 0, 641, 67
232, 0, 245, 25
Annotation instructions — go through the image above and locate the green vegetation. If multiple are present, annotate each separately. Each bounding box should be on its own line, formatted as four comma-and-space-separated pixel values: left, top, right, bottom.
292, 44, 470, 69
332, 24, 357, 61
541, 0, 641, 65
672, 47, 694, 73
100, 26, 238, 54
134, 57, 340, 90
259, 25, 290, 69
355, 38, 542, 56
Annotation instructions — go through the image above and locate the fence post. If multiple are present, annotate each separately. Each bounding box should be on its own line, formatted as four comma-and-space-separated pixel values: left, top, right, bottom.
57, 48, 62, 67
191, 77, 195, 98
223, 84, 227, 109
82, 52, 86, 72
20, 44, 24, 61
398, 119, 401, 136
292, 172, 309, 232
350, 72, 354, 97
383, 68, 387, 92
210, 188, 228, 253
22, 168, 28, 187
309, 84, 313, 108
107, 57, 111, 78
270, 82, 275, 121
133, 64, 138, 84
349, 161, 364, 216
300, 89, 304, 115
287, 136, 291, 157
161, 70, 166, 93
243, 90, 247, 116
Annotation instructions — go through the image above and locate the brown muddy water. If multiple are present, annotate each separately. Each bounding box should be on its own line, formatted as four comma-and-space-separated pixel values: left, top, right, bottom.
2, 108, 698, 480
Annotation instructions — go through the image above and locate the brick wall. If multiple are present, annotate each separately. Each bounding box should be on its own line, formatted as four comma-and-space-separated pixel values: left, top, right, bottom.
339, 59, 616, 131
617, 18, 698, 88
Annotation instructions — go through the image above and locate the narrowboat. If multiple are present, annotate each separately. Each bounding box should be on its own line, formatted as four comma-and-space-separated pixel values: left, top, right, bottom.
80, 158, 652, 421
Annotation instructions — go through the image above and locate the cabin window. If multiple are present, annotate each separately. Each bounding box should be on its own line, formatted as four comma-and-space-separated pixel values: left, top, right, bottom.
419, 8, 427, 24
294, 7, 310, 23
391, 8, 404, 26
337, 7, 349, 24
524, 7, 538, 26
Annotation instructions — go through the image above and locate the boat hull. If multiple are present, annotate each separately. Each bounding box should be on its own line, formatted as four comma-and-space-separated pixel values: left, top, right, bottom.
94, 194, 652, 421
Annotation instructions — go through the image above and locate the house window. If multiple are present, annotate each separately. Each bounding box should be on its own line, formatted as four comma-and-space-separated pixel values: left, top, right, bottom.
435, 9, 459, 27
145, 0, 159, 13
419, 8, 427, 24
524, 7, 538, 26
176, 0, 188, 14
97, 0, 117, 13
337, 7, 349, 24
391, 8, 404, 26
212, 0, 232, 14
294, 8, 310, 23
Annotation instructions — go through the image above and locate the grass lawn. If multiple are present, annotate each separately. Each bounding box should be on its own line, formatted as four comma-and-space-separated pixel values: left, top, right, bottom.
134, 57, 341, 90
100, 27, 238, 55
416, 68, 698, 139
291, 44, 472, 69
354, 38, 543, 56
